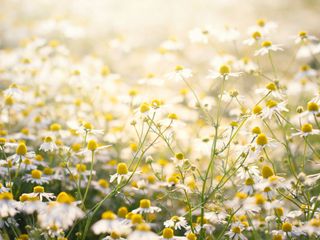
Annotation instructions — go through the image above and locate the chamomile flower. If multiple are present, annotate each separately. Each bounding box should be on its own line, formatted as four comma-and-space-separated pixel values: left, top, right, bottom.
25, 186, 55, 201
110, 163, 133, 184
225, 222, 248, 240
294, 31, 318, 44
207, 64, 242, 80
166, 65, 193, 82
39, 136, 58, 152
255, 82, 285, 99
127, 224, 158, 240
38, 192, 83, 230
3, 83, 23, 98
10, 142, 35, 164
164, 216, 188, 230
22, 169, 50, 184
0, 192, 20, 217
92, 211, 130, 235
254, 41, 283, 56
132, 199, 161, 214
253, 133, 277, 153
261, 100, 288, 119
292, 123, 320, 137
243, 31, 263, 46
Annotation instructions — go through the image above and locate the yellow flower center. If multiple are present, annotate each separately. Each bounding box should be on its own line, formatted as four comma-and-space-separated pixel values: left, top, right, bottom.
236, 192, 248, 200
0, 192, 13, 200
252, 105, 263, 115
175, 65, 184, 71
252, 126, 261, 134
275, 207, 284, 216
117, 163, 128, 175
187, 233, 197, 240
282, 222, 292, 232
98, 179, 109, 188
131, 214, 143, 224
301, 123, 313, 133
252, 31, 262, 40
162, 228, 174, 239
87, 139, 98, 151
307, 102, 319, 112
245, 178, 255, 186
44, 136, 53, 143
83, 122, 93, 130
50, 123, 61, 131
56, 192, 74, 204
168, 113, 178, 120
136, 223, 150, 231
140, 199, 151, 208
72, 143, 81, 152
43, 167, 54, 175
31, 170, 42, 179
262, 41, 272, 47
261, 165, 274, 178
110, 232, 120, 239
266, 82, 277, 91
257, 18, 266, 27
232, 226, 241, 234
256, 133, 268, 146
33, 186, 44, 193
76, 164, 87, 172
140, 102, 150, 113
266, 100, 278, 108
219, 64, 231, 75
273, 234, 283, 240
102, 211, 116, 220
0, 138, 6, 145
310, 218, 320, 227
117, 207, 128, 218
255, 193, 266, 205
299, 31, 307, 38
300, 64, 310, 72
175, 152, 184, 160
16, 143, 27, 155
5, 96, 14, 106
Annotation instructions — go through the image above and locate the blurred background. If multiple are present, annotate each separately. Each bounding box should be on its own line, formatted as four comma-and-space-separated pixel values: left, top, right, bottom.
1, 0, 320, 77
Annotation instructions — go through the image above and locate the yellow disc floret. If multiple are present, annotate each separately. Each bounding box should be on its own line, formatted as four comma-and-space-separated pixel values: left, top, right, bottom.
87, 139, 98, 151
301, 123, 313, 133
117, 163, 128, 175
140, 199, 151, 209
16, 142, 27, 155
162, 228, 174, 239
256, 133, 268, 146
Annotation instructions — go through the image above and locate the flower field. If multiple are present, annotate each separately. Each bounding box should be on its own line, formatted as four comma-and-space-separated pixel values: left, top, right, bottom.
1, 1, 320, 239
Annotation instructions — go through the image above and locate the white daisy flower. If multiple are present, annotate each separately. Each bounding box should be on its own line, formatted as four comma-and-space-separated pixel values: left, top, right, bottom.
225, 222, 248, 240
0, 192, 20, 218
294, 31, 318, 44
261, 100, 289, 119
207, 64, 242, 80
92, 211, 130, 235
110, 163, 133, 184
292, 123, 320, 137
38, 192, 84, 230
127, 224, 158, 240
39, 136, 58, 152
164, 216, 188, 230
132, 199, 161, 214
166, 65, 193, 82
254, 41, 283, 56
25, 186, 55, 202
22, 169, 51, 184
